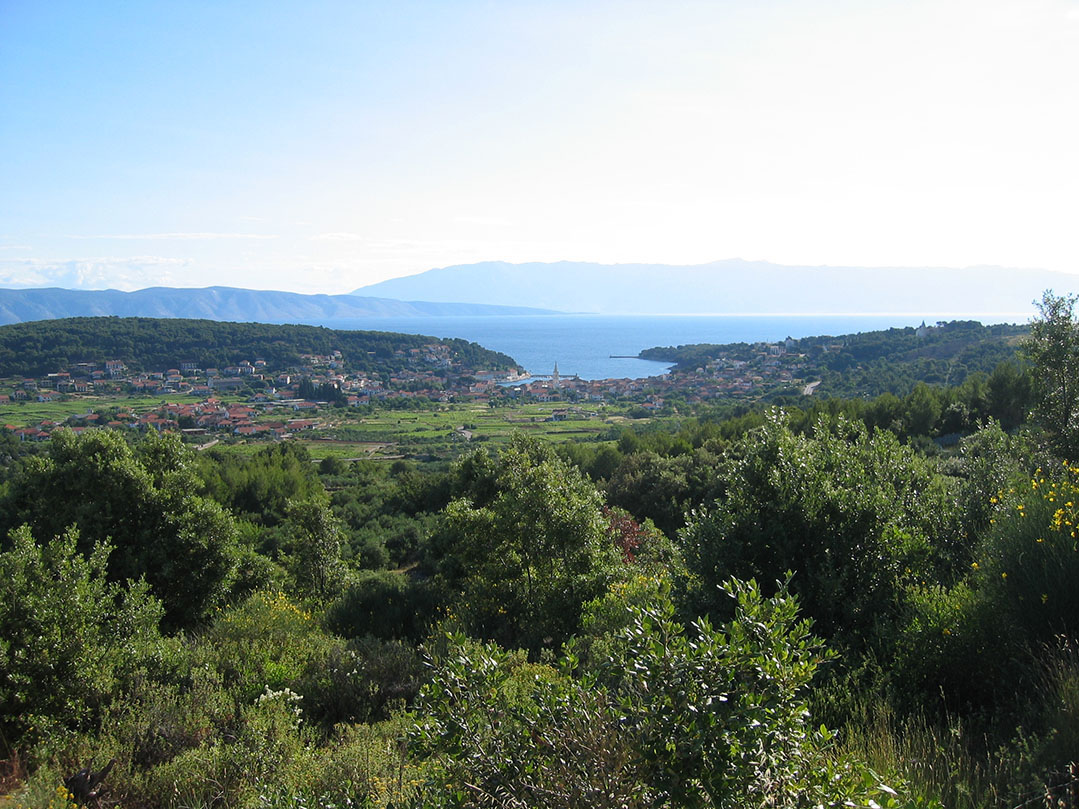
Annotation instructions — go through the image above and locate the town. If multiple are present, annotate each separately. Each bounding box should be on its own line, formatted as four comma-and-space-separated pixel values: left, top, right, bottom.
1, 338, 817, 443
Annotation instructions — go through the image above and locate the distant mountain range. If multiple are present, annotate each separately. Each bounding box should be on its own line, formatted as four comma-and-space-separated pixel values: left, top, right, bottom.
353, 259, 1079, 315
2, 260, 1074, 326
0, 286, 553, 326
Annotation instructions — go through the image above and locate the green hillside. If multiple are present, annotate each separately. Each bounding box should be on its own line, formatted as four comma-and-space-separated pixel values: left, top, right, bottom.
0, 316, 519, 378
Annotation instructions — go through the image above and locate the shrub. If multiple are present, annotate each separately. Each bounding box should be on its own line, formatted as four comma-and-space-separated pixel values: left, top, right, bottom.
973, 465, 1079, 648
1, 430, 240, 628
326, 569, 435, 641
430, 436, 621, 655
195, 590, 333, 704
125, 687, 316, 808
679, 413, 959, 649
892, 581, 1018, 714
414, 578, 922, 809
412, 634, 649, 809
0, 525, 163, 746
299, 636, 424, 728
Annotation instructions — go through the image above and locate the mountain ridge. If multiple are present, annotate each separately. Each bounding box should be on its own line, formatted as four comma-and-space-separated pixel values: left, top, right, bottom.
0, 286, 555, 326
352, 259, 1078, 315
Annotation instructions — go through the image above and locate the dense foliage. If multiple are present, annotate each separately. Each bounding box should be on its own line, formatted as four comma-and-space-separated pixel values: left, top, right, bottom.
4, 300, 1079, 808
0, 316, 517, 377
643, 319, 1027, 398
0, 430, 240, 628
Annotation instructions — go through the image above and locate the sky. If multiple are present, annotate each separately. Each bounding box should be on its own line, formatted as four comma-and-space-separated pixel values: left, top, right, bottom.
2, 0, 1078, 294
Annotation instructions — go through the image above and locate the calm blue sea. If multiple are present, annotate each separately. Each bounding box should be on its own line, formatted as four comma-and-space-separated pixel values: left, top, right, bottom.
324, 313, 1026, 381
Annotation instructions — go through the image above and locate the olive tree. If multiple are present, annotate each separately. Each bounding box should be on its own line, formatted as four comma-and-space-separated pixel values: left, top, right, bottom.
1026, 290, 1079, 459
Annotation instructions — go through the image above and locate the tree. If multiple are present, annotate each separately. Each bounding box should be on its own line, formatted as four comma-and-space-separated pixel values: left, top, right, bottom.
197, 441, 321, 526
987, 360, 1032, 431
431, 435, 621, 655
605, 451, 693, 538
0, 429, 240, 628
284, 496, 346, 599
1026, 291, 1079, 459
297, 377, 317, 400
904, 382, 942, 437
679, 412, 959, 646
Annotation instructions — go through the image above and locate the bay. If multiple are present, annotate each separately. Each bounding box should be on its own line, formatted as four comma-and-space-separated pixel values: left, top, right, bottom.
324, 313, 1027, 381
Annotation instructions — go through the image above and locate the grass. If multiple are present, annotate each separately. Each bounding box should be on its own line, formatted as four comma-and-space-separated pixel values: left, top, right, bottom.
840, 701, 1001, 809
0, 393, 256, 429
308, 402, 623, 456
2, 390, 643, 462
0, 395, 164, 426
297, 440, 397, 461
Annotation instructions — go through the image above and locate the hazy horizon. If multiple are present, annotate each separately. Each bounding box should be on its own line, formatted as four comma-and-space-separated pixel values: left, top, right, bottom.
0, 256, 1067, 298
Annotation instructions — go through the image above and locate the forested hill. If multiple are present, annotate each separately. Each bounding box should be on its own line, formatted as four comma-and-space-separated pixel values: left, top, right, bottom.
641, 319, 1030, 396
0, 317, 519, 378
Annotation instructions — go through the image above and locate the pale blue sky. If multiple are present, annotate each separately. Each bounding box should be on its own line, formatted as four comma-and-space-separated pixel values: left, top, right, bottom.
2, 0, 1078, 293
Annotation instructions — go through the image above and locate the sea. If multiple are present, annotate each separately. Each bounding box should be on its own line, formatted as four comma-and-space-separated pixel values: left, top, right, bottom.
325, 313, 1030, 381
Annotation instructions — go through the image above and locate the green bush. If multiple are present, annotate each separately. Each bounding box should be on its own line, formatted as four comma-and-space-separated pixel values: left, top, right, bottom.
893, 466, 1079, 717
298, 718, 425, 808
679, 413, 959, 649
195, 590, 334, 704
430, 435, 622, 655
125, 687, 315, 808
108, 663, 234, 772
414, 578, 923, 809
1, 430, 240, 628
326, 569, 435, 641
892, 581, 1017, 713
973, 465, 1079, 647
299, 636, 424, 728
0, 525, 163, 747
412, 634, 649, 809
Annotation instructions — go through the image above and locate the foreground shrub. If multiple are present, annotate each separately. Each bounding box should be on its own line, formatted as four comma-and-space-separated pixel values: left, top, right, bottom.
973, 465, 1079, 647
299, 636, 425, 728
412, 635, 650, 809
680, 414, 958, 650
0, 526, 163, 748
123, 687, 315, 808
897, 465, 1079, 716
414, 578, 924, 809
195, 589, 334, 704
611, 578, 885, 808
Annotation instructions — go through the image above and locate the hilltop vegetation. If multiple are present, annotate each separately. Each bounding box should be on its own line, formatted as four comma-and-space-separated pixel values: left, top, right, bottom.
641, 319, 1028, 399
0, 317, 518, 378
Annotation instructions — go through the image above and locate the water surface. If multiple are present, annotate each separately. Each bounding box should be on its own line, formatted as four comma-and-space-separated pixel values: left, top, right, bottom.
324, 313, 1023, 380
